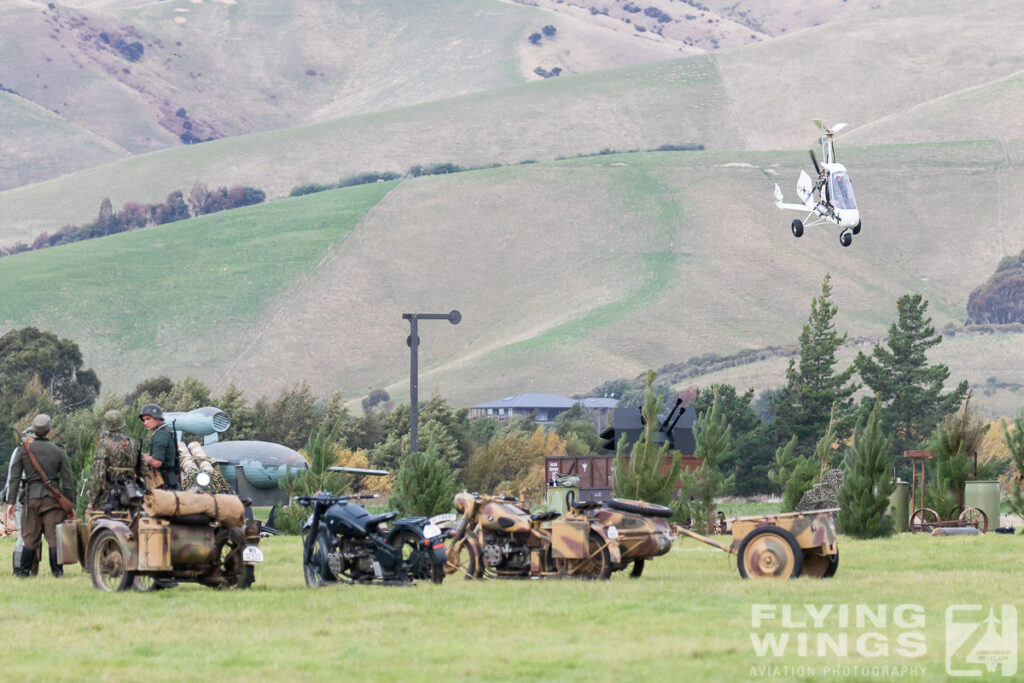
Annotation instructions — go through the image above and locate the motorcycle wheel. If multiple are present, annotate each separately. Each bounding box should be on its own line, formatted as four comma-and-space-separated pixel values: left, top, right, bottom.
303, 529, 333, 588
390, 530, 444, 584
629, 559, 645, 579
446, 538, 482, 579
221, 539, 255, 590
572, 531, 612, 580
89, 529, 135, 592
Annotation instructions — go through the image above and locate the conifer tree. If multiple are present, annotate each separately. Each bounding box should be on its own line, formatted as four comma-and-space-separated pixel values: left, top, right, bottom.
925, 393, 993, 513
837, 402, 896, 538
679, 386, 734, 533
1003, 407, 1024, 517
854, 293, 968, 455
391, 444, 457, 517
767, 436, 818, 512
612, 370, 681, 508
771, 274, 859, 455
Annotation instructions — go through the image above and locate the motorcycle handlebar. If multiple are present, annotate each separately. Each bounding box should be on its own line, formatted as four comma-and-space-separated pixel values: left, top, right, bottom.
294, 493, 376, 507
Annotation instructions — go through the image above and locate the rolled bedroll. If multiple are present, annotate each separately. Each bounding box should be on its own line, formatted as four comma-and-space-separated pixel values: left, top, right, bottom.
143, 489, 245, 527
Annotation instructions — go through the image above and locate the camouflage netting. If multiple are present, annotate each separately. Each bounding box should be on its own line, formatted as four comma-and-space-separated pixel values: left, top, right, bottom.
796, 468, 844, 512
178, 441, 235, 494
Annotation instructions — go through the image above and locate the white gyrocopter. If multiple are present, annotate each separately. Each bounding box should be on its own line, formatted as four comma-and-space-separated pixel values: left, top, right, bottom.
773, 120, 861, 247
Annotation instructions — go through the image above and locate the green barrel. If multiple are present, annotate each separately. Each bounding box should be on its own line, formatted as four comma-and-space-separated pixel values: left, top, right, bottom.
545, 486, 579, 514
888, 480, 910, 533
964, 480, 1000, 531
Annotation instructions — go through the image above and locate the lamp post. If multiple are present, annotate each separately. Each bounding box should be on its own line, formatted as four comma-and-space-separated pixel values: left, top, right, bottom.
402, 310, 461, 455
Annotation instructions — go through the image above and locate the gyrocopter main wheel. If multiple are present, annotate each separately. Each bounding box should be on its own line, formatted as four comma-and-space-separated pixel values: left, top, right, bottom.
852, 221, 861, 235
791, 219, 804, 238
839, 228, 853, 247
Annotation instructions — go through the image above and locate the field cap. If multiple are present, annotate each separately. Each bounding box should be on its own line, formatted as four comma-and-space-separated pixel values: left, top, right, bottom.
31, 414, 52, 435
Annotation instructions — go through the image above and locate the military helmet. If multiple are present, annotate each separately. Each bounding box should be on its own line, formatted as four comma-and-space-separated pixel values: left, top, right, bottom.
139, 403, 164, 420
102, 410, 125, 432
31, 414, 52, 435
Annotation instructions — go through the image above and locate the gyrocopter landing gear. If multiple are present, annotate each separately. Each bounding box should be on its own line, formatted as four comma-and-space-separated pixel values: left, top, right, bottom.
839, 228, 853, 247
852, 221, 861, 235
791, 219, 804, 238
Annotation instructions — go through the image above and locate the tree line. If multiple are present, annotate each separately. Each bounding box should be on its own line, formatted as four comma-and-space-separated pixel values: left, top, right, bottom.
0, 182, 266, 258
2, 273, 1022, 536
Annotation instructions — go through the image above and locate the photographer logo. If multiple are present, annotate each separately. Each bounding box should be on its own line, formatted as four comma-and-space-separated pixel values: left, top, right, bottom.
945, 605, 1017, 677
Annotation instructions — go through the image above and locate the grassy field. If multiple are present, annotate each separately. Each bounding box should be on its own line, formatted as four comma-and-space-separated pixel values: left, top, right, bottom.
1, 530, 1022, 681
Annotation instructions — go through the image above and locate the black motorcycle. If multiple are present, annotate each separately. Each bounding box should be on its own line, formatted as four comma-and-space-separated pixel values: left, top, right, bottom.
296, 493, 447, 587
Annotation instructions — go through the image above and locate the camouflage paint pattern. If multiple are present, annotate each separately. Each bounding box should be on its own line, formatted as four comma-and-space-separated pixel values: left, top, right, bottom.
590, 506, 673, 561
445, 492, 622, 579
86, 429, 144, 509
728, 508, 839, 556
86, 507, 259, 589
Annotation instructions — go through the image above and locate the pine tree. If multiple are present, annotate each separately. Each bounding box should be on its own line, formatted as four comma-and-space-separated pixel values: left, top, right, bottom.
1003, 407, 1024, 517
925, 393, 993, 514
679, 386, 734, 533
771, 274, 859, 455
391, 444, 457, 517
767, 436, 819, 511
837, 402, 897, 538
612, 370, 681, 508
854, 293, 969, 456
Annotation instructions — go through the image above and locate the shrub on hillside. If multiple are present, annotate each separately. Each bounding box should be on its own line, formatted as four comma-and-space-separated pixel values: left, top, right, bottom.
966, 249, 1024, 324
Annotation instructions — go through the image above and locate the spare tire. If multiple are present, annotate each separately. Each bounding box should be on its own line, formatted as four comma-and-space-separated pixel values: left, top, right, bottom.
608, 498, 674, 518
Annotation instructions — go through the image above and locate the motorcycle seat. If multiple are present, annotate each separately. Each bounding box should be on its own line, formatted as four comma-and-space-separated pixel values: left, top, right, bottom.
365, 511, 400, 531
530, 510, 561, 522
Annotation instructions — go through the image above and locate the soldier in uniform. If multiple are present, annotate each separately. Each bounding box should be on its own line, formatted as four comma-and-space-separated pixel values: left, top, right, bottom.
86, 410, 147, 513
5, 414, 75, 578
140, 403, 179, 490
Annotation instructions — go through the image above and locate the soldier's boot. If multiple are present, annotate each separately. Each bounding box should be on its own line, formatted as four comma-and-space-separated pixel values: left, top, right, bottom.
12, 549, 22, 577
16, 546, 35, 578
48, 548, 63, 578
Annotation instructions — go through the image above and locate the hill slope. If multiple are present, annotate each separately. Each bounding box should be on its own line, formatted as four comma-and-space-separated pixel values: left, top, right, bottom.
2, 143, 1022, 416
4, 0, 1023, 245
0, 0, 683, 190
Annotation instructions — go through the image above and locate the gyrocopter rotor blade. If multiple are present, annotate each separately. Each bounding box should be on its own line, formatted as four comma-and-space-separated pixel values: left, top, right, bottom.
813, 120, 848, 137
809, 149, 821, 175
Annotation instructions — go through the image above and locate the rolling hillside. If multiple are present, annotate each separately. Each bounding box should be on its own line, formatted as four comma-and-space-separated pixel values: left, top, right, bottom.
3, 0, 1023, 244
1, 143, 1022, 418
1, 0, 1023, 419
0, 0, 683, 190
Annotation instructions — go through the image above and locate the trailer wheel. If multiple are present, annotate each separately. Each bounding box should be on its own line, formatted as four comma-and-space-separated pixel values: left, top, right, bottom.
801, 549, 839, 578
737, 526, 803, 579
607, 498, 674, 518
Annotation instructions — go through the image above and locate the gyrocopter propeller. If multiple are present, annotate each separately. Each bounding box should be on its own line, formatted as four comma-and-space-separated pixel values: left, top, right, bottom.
773, 120, 861, 247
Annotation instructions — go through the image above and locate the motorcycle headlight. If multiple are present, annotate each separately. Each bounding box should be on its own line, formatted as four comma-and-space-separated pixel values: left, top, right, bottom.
606, 525, 619, 539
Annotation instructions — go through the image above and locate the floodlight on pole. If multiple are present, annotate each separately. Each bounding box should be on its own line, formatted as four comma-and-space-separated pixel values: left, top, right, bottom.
402, 310, 461, 455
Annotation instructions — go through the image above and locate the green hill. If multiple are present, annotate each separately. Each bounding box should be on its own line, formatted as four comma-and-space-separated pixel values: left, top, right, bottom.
2, 0, 1024, 418
2, 143, 1022, 416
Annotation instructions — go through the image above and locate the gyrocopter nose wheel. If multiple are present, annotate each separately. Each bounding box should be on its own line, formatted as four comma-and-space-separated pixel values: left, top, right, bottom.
791, 219, 804, 238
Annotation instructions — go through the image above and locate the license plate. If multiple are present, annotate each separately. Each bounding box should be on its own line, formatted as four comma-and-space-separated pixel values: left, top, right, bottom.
423, 523, 442, 539
242, 545, 264, 564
